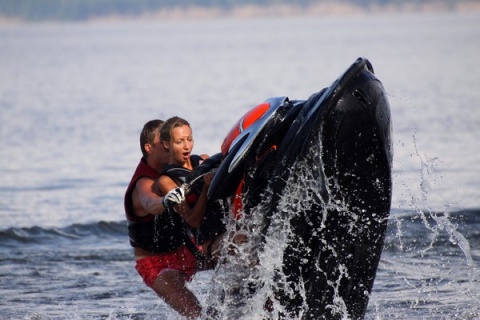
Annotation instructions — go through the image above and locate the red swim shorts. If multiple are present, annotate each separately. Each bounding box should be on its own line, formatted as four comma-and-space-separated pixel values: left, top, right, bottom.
135, 245, 197, 288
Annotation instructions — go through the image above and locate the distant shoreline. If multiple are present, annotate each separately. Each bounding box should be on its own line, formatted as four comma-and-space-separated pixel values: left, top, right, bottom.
142, 2, 480, 21
1, 2, 480, 24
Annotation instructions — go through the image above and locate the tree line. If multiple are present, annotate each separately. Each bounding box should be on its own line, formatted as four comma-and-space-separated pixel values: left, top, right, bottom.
0, 0, 473, 21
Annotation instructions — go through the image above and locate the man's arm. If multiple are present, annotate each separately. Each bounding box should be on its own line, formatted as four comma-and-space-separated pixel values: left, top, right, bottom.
133, 177, 186, 217
133, 177, 165, 217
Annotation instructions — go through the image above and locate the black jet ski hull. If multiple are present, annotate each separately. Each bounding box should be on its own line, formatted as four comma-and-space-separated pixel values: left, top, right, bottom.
201, 57, 392, 319
266, 58, 392, 319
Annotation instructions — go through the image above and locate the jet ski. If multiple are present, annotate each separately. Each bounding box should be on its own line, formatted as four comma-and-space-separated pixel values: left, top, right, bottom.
187, 57, 393, 319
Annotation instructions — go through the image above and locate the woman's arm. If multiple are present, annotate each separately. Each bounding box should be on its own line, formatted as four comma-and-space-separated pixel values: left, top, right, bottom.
158, 173, 213, 228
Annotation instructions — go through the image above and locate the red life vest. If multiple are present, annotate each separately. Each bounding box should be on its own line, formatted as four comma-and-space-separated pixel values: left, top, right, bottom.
124, 158, 186, 253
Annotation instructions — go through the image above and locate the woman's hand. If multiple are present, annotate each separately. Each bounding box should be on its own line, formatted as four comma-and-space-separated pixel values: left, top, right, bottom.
202, 172, 214, 189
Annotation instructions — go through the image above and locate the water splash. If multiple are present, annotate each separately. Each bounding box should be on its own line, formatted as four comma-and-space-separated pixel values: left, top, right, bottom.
377, 133, 480, 319
204, 147, 357, 319
413, 134, 474, 267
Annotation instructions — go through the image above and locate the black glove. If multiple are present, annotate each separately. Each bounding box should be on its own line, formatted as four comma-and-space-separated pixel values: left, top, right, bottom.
162, 187, 186, 209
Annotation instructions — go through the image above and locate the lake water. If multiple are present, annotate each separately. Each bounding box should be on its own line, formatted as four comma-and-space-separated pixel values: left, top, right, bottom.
0, 11, 479, 320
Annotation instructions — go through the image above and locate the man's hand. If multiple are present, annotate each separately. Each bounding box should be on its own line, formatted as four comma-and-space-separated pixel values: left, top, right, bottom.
162, 187, 186, 209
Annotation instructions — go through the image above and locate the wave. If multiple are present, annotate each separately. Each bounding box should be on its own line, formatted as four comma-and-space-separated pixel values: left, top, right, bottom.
1, 208, 479, 251
0, 220, 128, 248
384, 208, 480, 261
388, 207, 480, 230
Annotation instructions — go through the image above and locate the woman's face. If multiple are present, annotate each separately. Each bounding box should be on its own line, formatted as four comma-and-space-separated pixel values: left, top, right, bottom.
168, 124, 194, 165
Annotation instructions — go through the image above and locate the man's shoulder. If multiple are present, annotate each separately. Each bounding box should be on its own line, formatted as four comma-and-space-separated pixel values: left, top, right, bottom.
133, 158, 160, 179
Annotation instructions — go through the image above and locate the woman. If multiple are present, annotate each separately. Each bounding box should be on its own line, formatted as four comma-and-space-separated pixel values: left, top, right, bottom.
158, 116, 212, 229
154, 116, 214, 319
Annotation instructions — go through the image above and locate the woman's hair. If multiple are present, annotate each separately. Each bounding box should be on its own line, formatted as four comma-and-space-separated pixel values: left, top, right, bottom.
140, 119, 164, 158
160, 116, 191, 145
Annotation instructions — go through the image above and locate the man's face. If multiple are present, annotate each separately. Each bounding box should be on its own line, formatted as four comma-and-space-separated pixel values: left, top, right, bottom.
149, 132, 169, 166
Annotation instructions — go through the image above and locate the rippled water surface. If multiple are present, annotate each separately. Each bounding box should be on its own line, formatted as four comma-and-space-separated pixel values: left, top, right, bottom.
1, 11, 479, 319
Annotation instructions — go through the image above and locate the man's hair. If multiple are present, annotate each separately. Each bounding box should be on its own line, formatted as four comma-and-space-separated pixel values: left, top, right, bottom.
160, 116, 191, 145
140, 119, 164, 158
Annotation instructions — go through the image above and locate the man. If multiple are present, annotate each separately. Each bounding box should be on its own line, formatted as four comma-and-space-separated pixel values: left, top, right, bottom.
125, 119, 200, 318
